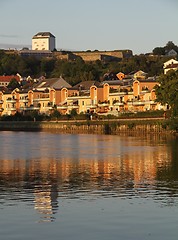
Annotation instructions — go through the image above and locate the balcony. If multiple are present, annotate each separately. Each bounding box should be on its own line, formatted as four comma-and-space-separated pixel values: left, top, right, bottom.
0, 108, 4, 112
68, 105, 79, 110
0, 100, 3, 104
20, 107, 30, 111
19, 99, 29, 103
22, 105, 40, 111
7, 107, 16, 111
98, 101, 110, 107
6, 98, 16, 103
57, 105, 68, 110
86, 104, 97, 109
113, 102, 124, 106
33, 97, 50, 102
132, 101, 145, 106
149, 100, 157, 105
109, 88, 119, 93
126, 101, 133, 106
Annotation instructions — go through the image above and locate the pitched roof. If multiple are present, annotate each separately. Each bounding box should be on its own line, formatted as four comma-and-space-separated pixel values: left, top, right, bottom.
73, 81, 100, 90
0, 75, 20, 82
34, 77, 72, 90
101, 79, 132, 86
163, 59, 178, 68
133, 77, 158, 83
33, 32, 55, 38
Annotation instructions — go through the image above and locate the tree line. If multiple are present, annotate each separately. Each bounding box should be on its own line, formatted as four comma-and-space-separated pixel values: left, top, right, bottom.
0, 46, 176, 86
153, 41, 178, 56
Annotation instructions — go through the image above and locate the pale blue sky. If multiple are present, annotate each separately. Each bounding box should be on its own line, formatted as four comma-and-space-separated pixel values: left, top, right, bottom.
0, 0, 177, 54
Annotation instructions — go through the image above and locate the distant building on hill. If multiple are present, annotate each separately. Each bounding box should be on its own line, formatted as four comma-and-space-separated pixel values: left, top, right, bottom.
32, 32, 56, 51
165, 49, 177, 57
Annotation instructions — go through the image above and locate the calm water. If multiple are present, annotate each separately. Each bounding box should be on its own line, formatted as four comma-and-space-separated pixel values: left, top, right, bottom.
0, 131, 178, 240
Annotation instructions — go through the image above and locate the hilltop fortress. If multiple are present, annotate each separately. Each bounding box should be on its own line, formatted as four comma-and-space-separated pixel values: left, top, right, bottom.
5, 32, 133, 61
54, 49, 133, 62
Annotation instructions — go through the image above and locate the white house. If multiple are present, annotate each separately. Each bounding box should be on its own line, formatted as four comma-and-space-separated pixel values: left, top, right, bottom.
163, 59, 178, 74
32, 32, 56, 51
166, 49, 177, 57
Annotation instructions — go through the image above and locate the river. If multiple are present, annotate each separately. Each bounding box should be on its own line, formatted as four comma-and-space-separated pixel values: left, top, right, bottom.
0, 131, 178, 240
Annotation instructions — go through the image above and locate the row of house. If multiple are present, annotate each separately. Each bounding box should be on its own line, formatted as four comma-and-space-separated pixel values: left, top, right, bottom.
2, 56, 178, 117
0, 73, 166, 117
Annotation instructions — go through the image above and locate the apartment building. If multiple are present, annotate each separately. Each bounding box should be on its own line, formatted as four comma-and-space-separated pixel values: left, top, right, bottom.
0, 76, 165, 117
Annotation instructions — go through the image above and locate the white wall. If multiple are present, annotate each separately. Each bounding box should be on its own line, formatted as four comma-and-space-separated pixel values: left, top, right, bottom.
163, 59, 178, 68
32, 36, 55, 51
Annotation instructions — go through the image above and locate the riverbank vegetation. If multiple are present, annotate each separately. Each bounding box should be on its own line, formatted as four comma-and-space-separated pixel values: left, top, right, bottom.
0, 109, 177, 132
0, 109, 165, 122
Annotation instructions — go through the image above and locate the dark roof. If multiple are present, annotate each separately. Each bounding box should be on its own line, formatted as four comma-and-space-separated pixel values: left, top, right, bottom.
134, 77, 158, 83
73, 81, 100, 90
101, 79, 133, 86
33, 32, 55, 38
34, 77, 72, 90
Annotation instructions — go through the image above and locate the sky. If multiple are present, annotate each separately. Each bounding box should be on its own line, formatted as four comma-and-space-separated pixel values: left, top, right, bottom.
0, 0, 178, 54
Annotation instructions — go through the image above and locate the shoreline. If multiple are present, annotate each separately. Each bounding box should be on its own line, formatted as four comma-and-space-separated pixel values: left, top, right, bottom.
0, 118, 173, 135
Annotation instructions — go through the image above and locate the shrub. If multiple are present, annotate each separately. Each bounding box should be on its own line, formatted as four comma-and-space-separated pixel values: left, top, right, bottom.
127, 122, 135, 129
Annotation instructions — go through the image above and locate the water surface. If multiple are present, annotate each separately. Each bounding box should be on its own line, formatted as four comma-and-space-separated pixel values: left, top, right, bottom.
0, 131, 178, 240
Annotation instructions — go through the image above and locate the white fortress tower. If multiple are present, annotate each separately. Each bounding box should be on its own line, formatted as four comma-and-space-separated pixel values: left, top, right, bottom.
32, 32, 56, 51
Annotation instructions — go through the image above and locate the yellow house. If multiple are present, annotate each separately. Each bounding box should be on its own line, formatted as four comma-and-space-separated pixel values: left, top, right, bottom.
0, 91, 4, 116
2, 91, 17, 115
0, 76, 166, 117
133, 70, 147, 80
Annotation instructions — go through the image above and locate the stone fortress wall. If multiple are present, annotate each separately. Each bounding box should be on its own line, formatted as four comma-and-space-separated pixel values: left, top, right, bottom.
54, 49, 133, 62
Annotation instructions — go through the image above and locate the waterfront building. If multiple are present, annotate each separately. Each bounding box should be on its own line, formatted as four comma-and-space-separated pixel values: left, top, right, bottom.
0, 75, 166, 116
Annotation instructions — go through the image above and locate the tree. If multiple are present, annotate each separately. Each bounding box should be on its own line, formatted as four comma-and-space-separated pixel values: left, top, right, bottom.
50, 109, 61, 120
70, 109, 77, 117
153, 41, 178, 56
153, 47, 165, 56
7, 78, 20, 90
40, 58, 56, 77
155, 70, 178, 117
165, 41, 178, 52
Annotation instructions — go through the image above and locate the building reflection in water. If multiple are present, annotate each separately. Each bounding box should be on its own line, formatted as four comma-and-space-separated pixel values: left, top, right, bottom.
34, 183, 58, 222
0, 134, 177, 221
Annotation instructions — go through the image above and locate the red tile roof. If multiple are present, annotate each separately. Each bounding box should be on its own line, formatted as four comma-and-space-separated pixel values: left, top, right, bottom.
0, 75, 20, 83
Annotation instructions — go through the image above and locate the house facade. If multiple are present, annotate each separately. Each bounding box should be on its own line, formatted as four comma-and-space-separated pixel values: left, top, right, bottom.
0, 76, 166, 117
32, 32, 56, 51
163, 59, 178, 74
